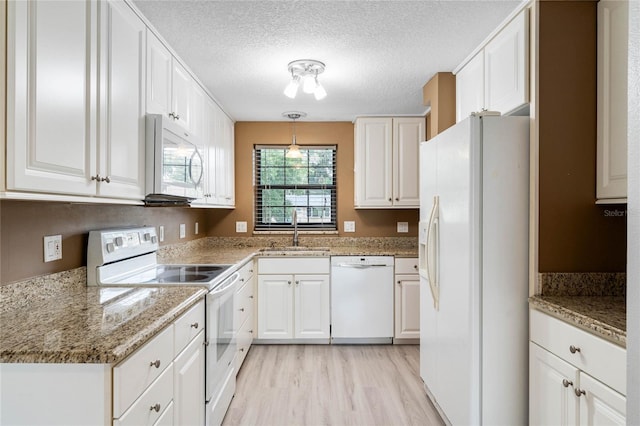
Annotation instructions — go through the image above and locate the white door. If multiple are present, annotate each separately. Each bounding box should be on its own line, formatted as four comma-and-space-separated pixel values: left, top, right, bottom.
393, 117, 424, 207
354, 118, 393, 207
579, 372, 626, 426
257, 275, 293, 339
145, 30, 172, 117
294, 274, 330, 339
7, 0, 97, 196
173, 332, 205, 426
596, 0, 628, 200
171, 60, 192, 130
484, 9, 529, 115
529, 342, 578, 426
394, 274, 420, 339
456, 52, 485, 122
98, 0, 146, 200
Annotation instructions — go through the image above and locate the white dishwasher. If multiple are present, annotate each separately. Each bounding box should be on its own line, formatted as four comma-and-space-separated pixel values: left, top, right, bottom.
330, 256, 394, 343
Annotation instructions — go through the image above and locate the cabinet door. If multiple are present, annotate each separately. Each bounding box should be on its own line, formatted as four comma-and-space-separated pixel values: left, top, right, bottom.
394, 274, 420, 339
354, 118, 393, 207
484, 9, 529, 115
174, 331, 205, 426
596, 0, 628, 201
171, 60, 192, 130
456, 52, 485, 122
7, 0, 97, 195
190, 82, 205, 142
215, 109, 235, 206
146, 30, 172, 117
529, 342, 578, 426
98, 0, 146, 200
258, 275, 293, 339
578, 372, 626, 426
294, 274, 330, 339
392, 118, 423, 207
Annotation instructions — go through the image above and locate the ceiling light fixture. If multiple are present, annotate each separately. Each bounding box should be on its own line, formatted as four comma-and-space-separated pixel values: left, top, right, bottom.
284, 59, 327, 100
283, 111, 307, 158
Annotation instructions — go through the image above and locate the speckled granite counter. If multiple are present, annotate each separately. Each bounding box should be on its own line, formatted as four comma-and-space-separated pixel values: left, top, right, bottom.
0, 269, 207, 363
529, 272, 626, 347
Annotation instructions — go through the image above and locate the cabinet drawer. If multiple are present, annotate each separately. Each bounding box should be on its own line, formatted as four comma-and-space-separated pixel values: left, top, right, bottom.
238, 260, 255, 284
236, 312, 254, 372
174, 299, 205, 356
113, 325, 173, 417
114, 363, 174, 426
530, 309, 626, 395
258, 257, 329, 274
236, 279, 254, 327
395, 257, 418, 275
152, 400, 173, 426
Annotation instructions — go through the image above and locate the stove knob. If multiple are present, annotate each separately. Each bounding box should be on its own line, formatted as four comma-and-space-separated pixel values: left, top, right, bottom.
151, 236, 158, 244
114, 237, 124, 247
143, 232, 152, 241
106, 243, 115, 253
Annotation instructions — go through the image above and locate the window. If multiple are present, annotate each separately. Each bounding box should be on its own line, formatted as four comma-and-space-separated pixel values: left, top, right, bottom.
254, 145, 337, 230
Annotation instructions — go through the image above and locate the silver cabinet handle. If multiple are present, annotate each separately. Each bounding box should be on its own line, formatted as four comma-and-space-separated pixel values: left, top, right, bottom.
388, 198, 392, 202
90, 174, 101, 181
240, 348, 244, 352
240, 278, 245, 282
248, 329, 253, 333
288, 281, 291, 286
190, 322, 199, 329
569, 345, 581, 354
395, 197, 399, 201
149, 360, 161, 368
249, 295, 254, 299
397, 280, 401, 285
100, 176, 111, 183
562, 379, 573, 388
575, 388, 586, 397
150, 403, 161, 412
239, 308, 245, 312
295, 280, 299, 286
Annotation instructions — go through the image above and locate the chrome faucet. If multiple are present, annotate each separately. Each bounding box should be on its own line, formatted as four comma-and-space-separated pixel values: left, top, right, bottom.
292, 209, 299, 247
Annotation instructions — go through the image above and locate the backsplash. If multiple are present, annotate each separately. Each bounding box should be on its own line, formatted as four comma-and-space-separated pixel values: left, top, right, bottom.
537, 272, 626, 297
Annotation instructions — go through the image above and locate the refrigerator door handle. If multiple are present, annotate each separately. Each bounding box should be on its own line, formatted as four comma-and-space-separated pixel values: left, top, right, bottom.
426, 195, 440, 310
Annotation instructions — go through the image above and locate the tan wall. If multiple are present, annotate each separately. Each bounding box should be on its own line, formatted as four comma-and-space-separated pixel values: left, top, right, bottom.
423, 72, 456, 139
207, 121, 419, 237
538, 1, 626, 272
0, 201, 210, 284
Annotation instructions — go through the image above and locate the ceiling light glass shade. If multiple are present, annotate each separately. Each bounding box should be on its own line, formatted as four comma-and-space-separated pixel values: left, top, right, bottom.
314, 80, 327, 100
286, 142, 303, 159
302, 74, 317, 94
284, 76, 299, 99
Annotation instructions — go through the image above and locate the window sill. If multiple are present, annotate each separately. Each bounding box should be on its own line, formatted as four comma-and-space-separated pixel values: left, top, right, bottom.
253, 230, 339, 235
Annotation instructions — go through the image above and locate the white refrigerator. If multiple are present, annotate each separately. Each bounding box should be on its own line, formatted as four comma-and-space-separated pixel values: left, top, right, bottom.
419, 114, 529, 425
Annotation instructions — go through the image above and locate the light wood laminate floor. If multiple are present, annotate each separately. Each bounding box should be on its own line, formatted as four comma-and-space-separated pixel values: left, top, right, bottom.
222, 345, 444, 426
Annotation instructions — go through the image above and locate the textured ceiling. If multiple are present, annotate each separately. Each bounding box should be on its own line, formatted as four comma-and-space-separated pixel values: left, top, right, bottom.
133, 0, 523, 122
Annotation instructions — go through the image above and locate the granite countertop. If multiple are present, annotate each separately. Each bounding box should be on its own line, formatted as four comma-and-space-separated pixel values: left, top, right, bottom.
0, 276, 207, 364
529, 295, 626, 347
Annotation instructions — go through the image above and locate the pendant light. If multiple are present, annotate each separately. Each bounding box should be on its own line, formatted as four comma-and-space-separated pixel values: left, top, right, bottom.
283, 112, 306, 158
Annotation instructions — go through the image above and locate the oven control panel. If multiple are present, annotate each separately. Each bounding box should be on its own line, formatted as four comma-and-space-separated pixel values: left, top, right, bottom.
88, 226, 159, 269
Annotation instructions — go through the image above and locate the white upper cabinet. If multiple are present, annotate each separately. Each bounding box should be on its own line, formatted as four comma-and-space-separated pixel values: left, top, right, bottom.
456, 52, 485, 122
145, 30, 172, 117
455, 8, 529, 121
7, 0, 98, 196
354, 117, 424, 208
98, 0, 146, 200
171, 61, 192, 131
596, 0, 628, 203
215, 108, 235, 207
7, 0, 146, 201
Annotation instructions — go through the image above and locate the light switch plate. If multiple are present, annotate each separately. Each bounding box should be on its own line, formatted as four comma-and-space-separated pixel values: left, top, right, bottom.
236, 221, 248, 233
195, 222, 199, 235
397, 222, 409, 233
179, 224, 186, 239
159, 226, 165, 242
344, 221, 356, 233
44, 235, 62, 262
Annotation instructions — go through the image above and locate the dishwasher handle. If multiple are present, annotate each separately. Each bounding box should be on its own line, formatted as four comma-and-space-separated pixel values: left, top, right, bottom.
333, 263, 390, 268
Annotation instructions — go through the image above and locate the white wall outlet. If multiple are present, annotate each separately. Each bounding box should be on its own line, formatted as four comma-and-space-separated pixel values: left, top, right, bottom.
43, 235, 62, 262
159, 226, 165, 242
179, 223, 186, 239
344, 221, 356, 233
236, 221, 247, 233
397, 222, 409, 233
195, 222, 199, 235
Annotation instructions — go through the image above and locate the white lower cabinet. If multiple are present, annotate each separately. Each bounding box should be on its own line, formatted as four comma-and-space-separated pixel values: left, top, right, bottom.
394, 258, 420, 341
173, 331, 205, 426
257, 258, 330, 341
529, 309, 626, 426
235, 260, 255, 373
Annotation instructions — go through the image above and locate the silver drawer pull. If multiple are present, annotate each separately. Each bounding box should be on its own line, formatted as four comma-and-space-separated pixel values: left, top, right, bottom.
149, 360, 161, 368
240, 348, 244, 352
150, 403, 161, 412
575, 388, 586, 397
190, 322, 199, 329
240, 278, 245, 282
248, 329, 253, 333
249, 295, 254, 299
239, 308, 245, 312
562, 379, 573, 388
569, 345, 581, 354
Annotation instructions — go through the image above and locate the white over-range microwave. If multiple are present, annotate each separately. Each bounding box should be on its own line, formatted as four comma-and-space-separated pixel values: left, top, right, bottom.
145, 114, 204, 204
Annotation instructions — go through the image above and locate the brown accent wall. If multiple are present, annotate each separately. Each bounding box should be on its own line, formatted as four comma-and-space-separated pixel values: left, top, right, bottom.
422, 72, 456, 139
206, 121, 419, 237
538, 1, 626, 272
0, 201, 210, 284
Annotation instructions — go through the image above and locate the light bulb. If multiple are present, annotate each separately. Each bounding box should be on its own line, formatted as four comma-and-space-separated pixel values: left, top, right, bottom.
314, 80, 327, 100
302, 74, 317, 94
284, 76, 299, 98
286, 144, 302, 158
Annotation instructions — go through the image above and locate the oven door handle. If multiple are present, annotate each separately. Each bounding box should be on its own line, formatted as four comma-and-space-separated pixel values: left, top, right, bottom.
209, 272, 240, 296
